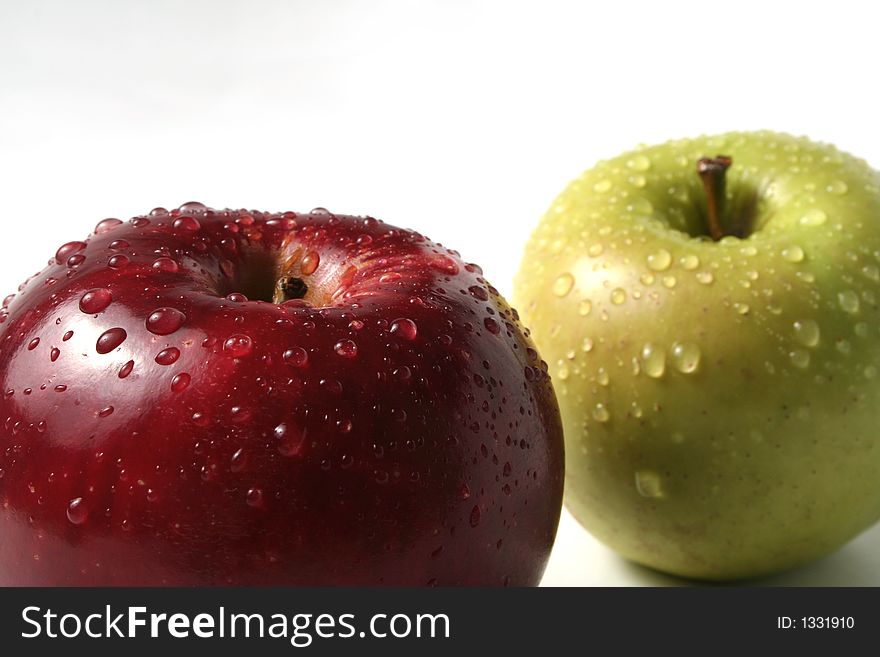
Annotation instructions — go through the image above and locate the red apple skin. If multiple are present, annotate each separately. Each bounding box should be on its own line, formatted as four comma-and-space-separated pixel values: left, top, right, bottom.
0, 205, 563, 586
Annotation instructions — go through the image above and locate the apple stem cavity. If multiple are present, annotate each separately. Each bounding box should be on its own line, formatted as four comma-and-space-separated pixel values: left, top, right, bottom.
274, 276, 308, 304
696, 155, 733, 241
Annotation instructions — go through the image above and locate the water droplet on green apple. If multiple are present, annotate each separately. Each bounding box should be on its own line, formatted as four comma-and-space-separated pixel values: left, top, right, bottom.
581, 337, 594, 352
578, 299, 592, 316
781, 245, 805, 263
863, 264, 880, 282
627, 155, 651, 171
865, 365, 878, 380
588, 243, 604, 257
679, 254, 699, 270
671, 342, 701, 373
789, 348, 810, 369
635, 470, 664, 498
854, 322, 869, 338
733, 302, 750, 315
640, 273, 655, 285
793, 319, 820, 347
696, 271, 714, 285
593, 179, 612, 193
640, 343, 666, 378
662, 275, 676, 288
838, 290, 860, 314
800, 209, 827, 226
646, 249, 672, 271
826, 180, 848, 195
552, 273, 575, 297
592, 403, 610, 423
557, 364, 570, 380
836, 339, 852, 354
596, 368, 609, 386
610, 288, 626, 305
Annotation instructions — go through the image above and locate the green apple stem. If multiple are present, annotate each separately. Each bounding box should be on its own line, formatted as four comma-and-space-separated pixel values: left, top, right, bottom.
274, 276, 308, 304
696, 155, 732, 241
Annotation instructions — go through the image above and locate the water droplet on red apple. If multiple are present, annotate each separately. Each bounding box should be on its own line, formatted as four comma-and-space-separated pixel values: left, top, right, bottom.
301, 251, 320, 275
483, 318, 501, 334
66, 254, 86, 268
54, 384, 67, 392
379, 272, 402, 283
173, 216, 201, 231
223, 334, 253, 358
108, 254, 130, 269
191, 411, 210, 427
170, 372, 191, 392
429, 254, 460, 275
149, 207, 168, 216
66, 497, 88, 524
79, 288, 113, 314
146, 307, 186, 335
109, 239, 130, 250
27, 337, 40, 350
98, 406, 114, 418
96, 327, 127, 354
468, 285, 489, 301
246, 488, 264, 507
50, 347, 60, 362
230, 406, 252, 423
155, 347, 180, 365
94, 218, 122, 234
390, 318, 417, 340
310, 207, 330, 215
152, 257, 180, 273
469, 505, 481, 527
230, 448, 247, 473
55, 241, 86, 265
226, 292, 248, 303
283, 347, 308, 367
334, 339, 358, 358
118, 360, 134, 378
178, 201, 207, 212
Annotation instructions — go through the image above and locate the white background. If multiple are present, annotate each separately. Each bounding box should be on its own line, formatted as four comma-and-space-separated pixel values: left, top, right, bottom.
2, 0, 879, 585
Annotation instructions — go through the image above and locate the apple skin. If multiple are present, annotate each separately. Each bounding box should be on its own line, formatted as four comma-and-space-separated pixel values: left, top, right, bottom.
514, 131, 880, 580
0, 205, 563, 586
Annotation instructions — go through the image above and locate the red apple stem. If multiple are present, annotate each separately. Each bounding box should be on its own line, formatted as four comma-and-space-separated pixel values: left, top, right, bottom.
696, 155, 732, 241
274, 277, 308, 304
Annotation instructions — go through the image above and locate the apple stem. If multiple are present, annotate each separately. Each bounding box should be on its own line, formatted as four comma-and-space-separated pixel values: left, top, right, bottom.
696, 155, 732, 241
274, 277, 308, 304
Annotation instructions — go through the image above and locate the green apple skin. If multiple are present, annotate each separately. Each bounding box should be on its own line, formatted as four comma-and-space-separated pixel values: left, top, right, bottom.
514, 131, 880, 580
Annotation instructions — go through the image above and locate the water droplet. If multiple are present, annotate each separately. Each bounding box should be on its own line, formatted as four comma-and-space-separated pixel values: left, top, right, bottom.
98, 406, 114, 418
646, 249, 672, 271
223, 334, 254, 358
173, 216, 201, 231
592, 403, 610, 422
593, 179, 612, 193
469, 505, 481, 527
171, 372, 191, 392
55, 241, 86, 265
96, 327, 127, 354
275, 422, 305, 457
696, 271, 714, 285
862, 264, 880, 282
838, 290, 860, 314
789, 348, 810, 368
50, 347, 60, 362
146, 307, 186, 335
178, 201, 207, 212
865, 365, 878, 380
79, 288, 112, 314
662, 275, 676, 289
230, 406, 252, 423
671, 342, 701, 373
155, 347, 181, 365
679, 254, 699, 270
484, 317, 501, 334
635, 471, 664, 498
855, 322, 869, 338
733, 302, 750, 315
390, 318, 418, 340
108, 254, 130, 269
582, 337, 594, 352
740, 245, 758, 257
283, 347, 308, 367
54, 384, 67, 392
246, 488, 264, 508
781, 245, 805, 263
94, 218, 122, 234
610, 288, 626, 305
826, 180, 848, 195
118, 360, 134, 378
301, 251, 320, 275
66, 253, 86, 267
596, 367, 609, 386
67, 497, 88, 524
552, 273, 575, 297
109, 239, 130, 250
639, 273, 655, 286
468, 285, 489, 301
800, 209, 827, 226
334, 339, 358, 358
640, 343, 666, 378
27, 337, 40, 350
230, 448, 247, 473
627, 154, 651, 171
793, 319, 820, 347
152, 257, 179, 273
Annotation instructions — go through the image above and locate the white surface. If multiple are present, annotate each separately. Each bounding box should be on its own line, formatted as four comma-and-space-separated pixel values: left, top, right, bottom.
2, 0, 879, 585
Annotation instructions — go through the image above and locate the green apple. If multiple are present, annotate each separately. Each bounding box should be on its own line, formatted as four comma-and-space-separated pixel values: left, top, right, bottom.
514, 131, 880, 580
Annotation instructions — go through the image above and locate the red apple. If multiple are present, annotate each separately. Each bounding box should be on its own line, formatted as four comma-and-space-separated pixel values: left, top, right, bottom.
0, 204, 563, 585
